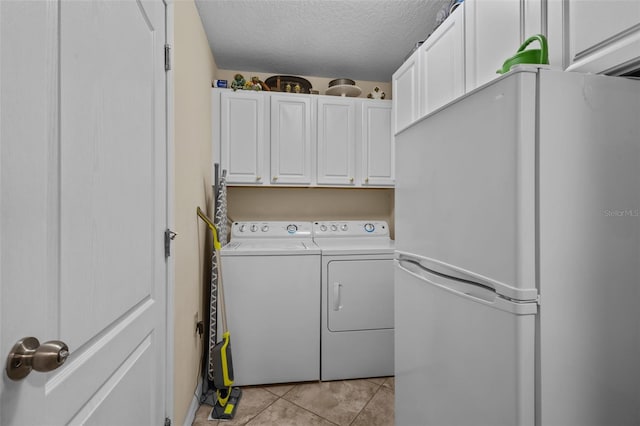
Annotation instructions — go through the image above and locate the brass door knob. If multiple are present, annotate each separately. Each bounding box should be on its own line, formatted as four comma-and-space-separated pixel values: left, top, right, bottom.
6, 337, 70, 381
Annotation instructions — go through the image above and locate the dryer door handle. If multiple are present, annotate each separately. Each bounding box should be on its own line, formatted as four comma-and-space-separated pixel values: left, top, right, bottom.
333, 282, 343, 311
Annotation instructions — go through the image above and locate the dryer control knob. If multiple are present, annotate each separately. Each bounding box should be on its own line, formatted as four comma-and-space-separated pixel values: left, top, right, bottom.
261, 225, 269, 232
330, 224, 338, 232
286, 224, 298, 234
340, 224, 348, 231
250, 224, 258, 232
364, 223, 375, 233
319, 224, 327, 232
238, 224, 246, 232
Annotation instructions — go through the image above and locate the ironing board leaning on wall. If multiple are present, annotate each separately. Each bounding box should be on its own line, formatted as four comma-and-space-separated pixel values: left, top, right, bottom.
200, 166, 229, 406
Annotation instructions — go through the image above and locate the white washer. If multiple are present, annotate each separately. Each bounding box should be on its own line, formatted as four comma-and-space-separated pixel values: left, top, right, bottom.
221, 221, 320, 386
313, 220, 395, 381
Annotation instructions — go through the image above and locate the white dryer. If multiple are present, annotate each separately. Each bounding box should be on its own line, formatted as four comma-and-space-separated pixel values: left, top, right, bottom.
313, 220, 395, 381
220, 221, 320, 386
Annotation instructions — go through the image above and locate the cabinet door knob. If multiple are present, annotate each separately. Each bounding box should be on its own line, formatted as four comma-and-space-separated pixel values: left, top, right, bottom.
256, 176, 262, 181
272, 176, 278, 181
349, 177, 354, 183
365, 177, 369, 183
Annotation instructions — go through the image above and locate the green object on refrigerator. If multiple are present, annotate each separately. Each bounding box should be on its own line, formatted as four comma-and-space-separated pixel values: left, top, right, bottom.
497, 34, 549, 74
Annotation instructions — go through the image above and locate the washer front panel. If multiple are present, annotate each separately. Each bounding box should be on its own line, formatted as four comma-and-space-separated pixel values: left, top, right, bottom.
231, 221, 313, 240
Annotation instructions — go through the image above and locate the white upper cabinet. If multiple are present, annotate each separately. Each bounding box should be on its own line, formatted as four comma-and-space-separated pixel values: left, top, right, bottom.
317, 97, 356, 186
419, 3, 465, 115
392, 49, 420, 134
465, 0, 522, 91
392, 0, 550, 130
214, 89, 393, 187
552, 1, 640, 74
361, 101, 394, 186
219, 90, 268, 184
270, 94, 312, 185
465, 0, 546, 92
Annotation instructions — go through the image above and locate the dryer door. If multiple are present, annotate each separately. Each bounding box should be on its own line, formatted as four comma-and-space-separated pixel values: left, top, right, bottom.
327, 259, 394, 331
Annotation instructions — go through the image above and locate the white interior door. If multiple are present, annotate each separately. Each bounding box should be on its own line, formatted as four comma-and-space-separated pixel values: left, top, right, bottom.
1, 1, 167, 424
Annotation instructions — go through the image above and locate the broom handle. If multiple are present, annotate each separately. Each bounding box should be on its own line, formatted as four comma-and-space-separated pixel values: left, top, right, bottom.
215, 247, 228, 334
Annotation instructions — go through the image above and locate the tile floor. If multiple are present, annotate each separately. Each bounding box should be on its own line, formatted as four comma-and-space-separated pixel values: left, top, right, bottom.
192, 377, 395, 426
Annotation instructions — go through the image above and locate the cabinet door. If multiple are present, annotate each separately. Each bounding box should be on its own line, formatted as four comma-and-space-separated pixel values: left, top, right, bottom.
392, 49, 420, 134
361, 101, 394, 186
220, 91, 267, 184
465, 0, 523, 91
317, 97, 356, 185
270, 95, 312, 184
419, 4, 465, 115
563, 1, 640, 74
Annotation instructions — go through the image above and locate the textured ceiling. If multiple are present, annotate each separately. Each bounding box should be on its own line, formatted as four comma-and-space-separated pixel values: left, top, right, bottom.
194, 0, 451, 82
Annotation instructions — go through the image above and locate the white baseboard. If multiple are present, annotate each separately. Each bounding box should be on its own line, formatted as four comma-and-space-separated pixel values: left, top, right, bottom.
182, 377, 203, 426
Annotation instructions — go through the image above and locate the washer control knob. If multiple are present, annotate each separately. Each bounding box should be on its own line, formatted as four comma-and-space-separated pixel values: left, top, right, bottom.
364, 223, 375, 233
319, 224, 327, 232
340, 224, 348, 231
238, 224, 246, 232
330, 224, 338, 232
286, 224, 298, 234
261, 224, 269, 232
250, 224, 258, 232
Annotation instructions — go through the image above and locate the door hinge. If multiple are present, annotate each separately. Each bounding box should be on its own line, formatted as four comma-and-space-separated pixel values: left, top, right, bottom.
164, 44, 171, 71
164, 229, 177, 258
164, 417, 171, 426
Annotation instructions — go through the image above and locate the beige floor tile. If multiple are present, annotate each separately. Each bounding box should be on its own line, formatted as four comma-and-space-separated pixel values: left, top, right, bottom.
262, 383, 296, 397
365, 377, 386, 386
382, 377, 395, 392
283, 379, 379, 426
351, 386, 395, 426
246, 398, 336, 426
192, 404, 218, 426
195, 387, 278, 426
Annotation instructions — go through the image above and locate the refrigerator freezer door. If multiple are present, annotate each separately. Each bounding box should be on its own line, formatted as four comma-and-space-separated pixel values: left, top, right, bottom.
395, 69, 537, 301
395, 259, 536, 426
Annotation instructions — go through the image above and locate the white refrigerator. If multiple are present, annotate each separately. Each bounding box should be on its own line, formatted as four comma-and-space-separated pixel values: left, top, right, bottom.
394, 67, 640, 426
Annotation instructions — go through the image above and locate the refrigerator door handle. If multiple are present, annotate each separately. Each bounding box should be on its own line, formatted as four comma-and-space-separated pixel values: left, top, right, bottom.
396, 259, 537, 315
395, 251, 538, 302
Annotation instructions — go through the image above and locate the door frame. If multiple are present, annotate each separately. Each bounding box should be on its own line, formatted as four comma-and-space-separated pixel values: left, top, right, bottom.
164, 0, 176, 423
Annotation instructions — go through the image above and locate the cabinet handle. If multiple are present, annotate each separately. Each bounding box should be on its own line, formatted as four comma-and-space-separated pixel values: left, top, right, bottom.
256, 176, 262, 181
349, 177, 354, 183
365, 177, 369, 183
272, 176, 278, 181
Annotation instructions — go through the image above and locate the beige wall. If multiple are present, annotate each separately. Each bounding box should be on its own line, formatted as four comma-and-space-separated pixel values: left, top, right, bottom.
227, 187, 395, 238
216, 69, 392, 99
173, 1, 218, 424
